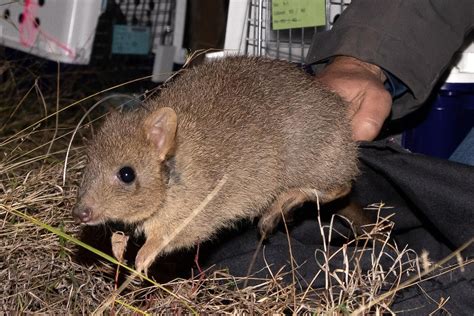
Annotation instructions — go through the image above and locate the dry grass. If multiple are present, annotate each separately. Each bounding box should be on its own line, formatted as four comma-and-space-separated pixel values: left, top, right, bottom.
0, 57, 471, 314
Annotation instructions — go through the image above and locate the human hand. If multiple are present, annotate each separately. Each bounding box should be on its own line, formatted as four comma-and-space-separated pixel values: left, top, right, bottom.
316, 56, 392, 141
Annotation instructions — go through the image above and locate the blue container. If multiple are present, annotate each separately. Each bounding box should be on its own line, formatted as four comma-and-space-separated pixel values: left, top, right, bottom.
402, 83, 474, 159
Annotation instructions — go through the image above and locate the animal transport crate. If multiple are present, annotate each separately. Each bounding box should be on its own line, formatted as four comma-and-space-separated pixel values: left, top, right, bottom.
0, 0, 186, 73
223, 0, 350, 63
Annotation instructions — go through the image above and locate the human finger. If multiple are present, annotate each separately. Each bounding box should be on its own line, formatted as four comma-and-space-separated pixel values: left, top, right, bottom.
351, 91, 391, 141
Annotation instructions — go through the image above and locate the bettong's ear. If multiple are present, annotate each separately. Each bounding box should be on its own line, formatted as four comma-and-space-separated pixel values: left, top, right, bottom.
144, 107, 178, 161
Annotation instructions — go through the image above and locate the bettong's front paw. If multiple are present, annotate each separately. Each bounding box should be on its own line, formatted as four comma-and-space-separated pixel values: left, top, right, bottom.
134, 238, 162, 276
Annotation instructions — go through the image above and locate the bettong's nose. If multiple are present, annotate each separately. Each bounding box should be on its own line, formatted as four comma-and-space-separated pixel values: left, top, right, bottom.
72, 206, 92, 223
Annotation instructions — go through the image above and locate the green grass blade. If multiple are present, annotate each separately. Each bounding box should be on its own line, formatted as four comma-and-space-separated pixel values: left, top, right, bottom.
5, 208, 197, 315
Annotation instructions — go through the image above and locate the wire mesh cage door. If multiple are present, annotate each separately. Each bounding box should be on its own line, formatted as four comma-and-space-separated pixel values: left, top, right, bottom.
115, 0, 177, 50
244, 0, 350, 63
90, 0, 185, 81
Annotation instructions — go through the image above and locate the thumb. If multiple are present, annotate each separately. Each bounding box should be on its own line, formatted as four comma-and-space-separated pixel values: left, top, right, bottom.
351, 93, 391, 141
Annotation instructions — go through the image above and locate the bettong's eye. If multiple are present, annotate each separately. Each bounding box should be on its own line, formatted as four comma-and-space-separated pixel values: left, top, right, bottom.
118, 166, 136, 184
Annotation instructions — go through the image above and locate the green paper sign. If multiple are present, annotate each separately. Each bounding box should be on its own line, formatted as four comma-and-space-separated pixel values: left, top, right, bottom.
272, 0, 326, 30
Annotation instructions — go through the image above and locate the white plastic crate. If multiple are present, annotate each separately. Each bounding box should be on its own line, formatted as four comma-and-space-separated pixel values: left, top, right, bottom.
224, 0, 351, 63
0, 0, 105, 64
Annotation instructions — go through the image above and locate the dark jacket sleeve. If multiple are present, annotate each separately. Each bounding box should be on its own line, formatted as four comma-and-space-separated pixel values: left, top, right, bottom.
305, 0, 473, 119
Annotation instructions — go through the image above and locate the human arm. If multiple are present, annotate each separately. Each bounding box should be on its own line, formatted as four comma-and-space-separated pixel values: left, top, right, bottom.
307, 0, 473, 130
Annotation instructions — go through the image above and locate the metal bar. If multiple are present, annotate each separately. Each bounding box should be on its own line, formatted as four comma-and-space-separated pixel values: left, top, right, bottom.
151, 0, 159, 43
139, 0, 146, 26
340, 0, 344, 27
301, 27, 305, 62
276, 30, 280, 59
325, 0, 331, 30
274, 0, 280, 59
254, 0, 258, 55
288, 27, 292, 62
257, 0, 263, 56
245, 0, 254, 55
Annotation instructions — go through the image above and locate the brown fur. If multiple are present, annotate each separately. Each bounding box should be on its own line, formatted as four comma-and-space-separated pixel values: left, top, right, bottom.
74, 56, 360, 272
